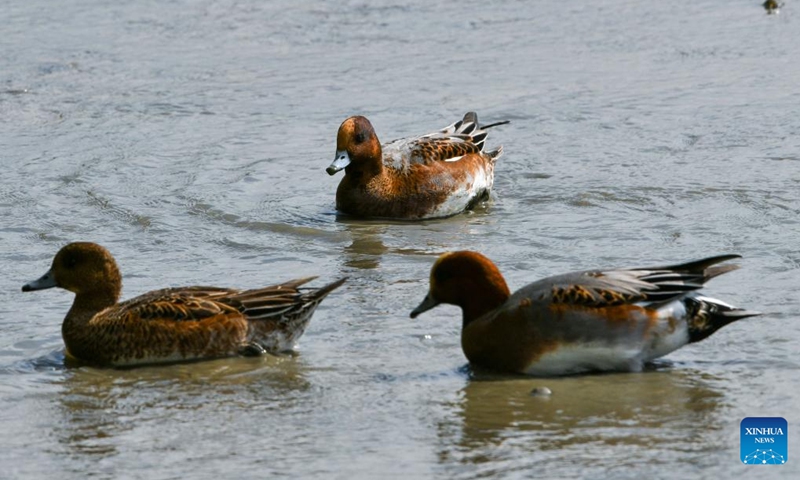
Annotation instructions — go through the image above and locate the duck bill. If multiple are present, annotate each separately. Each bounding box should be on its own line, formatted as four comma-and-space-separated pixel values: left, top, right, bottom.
22, 269, 57, 292
326, 150, 351, 175
410, 293, 440, 318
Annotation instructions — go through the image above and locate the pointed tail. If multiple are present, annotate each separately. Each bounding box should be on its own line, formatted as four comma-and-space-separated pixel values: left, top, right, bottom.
440, 112, 509, 154
303, 277, 348, 302
686, 295, 762, 343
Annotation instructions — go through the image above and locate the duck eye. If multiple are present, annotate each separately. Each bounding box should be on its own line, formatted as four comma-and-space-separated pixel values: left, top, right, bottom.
66, 256, 78, 268
354, 132, 367, 144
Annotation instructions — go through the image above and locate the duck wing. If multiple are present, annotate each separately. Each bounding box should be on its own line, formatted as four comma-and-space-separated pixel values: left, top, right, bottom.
110, 277, 345, 324
521, 254, 743, 308
382, 112, 507, 168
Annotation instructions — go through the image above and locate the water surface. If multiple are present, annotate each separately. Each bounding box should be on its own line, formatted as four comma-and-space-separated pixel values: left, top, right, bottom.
2, 0, 799, 478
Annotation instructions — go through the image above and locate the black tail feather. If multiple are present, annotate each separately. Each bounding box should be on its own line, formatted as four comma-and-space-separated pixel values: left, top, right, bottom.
480, 120, 511, 130
686, 296, 762, 343
644, 254, 741, 275
636, 254, 743, 285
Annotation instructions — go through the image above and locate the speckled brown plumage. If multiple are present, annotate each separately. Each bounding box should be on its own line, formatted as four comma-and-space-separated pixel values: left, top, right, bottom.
410, 251, 760, 376
326, 112, 507, 219
22, 242, 346, 367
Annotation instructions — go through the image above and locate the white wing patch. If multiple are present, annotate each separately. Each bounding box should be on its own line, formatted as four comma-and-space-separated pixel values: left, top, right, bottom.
381, 137, 416, 170
377, 111, 506, 171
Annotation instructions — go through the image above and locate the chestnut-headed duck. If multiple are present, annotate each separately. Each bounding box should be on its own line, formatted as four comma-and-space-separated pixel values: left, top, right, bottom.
22, 242, 346, 367
326, 112, 508, 219
410, 251, 760, 376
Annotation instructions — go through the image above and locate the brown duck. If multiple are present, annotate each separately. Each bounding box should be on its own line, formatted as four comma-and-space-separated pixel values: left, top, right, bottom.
326, 112, 508, 219
411, 251, 760, 376
22, 242, 346, 367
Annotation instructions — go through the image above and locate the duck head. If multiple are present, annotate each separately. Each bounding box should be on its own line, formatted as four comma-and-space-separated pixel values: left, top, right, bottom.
22, 242, 122, 302
327, 116, 382, 176
410, 251, 511, 324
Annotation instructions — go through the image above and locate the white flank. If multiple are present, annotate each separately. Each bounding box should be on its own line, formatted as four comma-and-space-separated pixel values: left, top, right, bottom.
429, 165, 493, 218
523, 299, 695, 375
525, 344, 645, 376
641, 299, 691, 361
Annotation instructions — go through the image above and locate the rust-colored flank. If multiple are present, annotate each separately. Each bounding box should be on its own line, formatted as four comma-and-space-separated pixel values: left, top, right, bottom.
410, 251, 760, 376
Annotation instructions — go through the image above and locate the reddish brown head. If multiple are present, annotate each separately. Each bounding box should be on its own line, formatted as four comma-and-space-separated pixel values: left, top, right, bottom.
326, 116, 383, 177
22, 242, 122, 305
410, 251, 511, 325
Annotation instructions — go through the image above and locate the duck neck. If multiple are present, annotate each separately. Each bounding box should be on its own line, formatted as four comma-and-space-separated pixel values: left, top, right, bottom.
459, 279, 510, 327
345, 150, 383, 180
63, 288, 119, 331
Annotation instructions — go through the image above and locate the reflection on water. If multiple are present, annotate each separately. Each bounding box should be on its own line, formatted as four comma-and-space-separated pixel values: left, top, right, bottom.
53, 356, 310, 460
437, 368, 726, 477
342, 223, 389, 270
338, 220, 443, 271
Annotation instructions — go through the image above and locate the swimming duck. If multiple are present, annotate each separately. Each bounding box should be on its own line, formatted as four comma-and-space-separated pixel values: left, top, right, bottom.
326, 112, 508, 219
763, 0, 782, 14
22, 242, 346, 367
410, 251, 760, 376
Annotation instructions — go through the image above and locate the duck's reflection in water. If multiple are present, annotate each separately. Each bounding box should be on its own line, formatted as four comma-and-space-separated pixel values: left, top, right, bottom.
53, 355, 311, 459
342, 223, 389, 270
437, 366, 725, 476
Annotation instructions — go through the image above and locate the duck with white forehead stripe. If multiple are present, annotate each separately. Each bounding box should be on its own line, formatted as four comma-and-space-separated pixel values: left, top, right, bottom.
326, 112, 508, 219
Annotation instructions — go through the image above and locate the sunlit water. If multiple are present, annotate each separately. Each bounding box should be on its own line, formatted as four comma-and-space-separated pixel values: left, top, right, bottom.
2, 0, 799, 478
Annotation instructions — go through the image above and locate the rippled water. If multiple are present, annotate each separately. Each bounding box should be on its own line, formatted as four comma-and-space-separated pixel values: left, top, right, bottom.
2, 0, 799, 478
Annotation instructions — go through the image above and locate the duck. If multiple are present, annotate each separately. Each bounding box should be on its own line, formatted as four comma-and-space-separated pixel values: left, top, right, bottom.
763, 0, 782, 14
326, 112, 508, 219
22, 242, 346, 367
410, 251, 760, 376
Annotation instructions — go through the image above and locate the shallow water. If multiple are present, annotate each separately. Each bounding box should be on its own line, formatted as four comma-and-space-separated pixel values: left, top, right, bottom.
1, 0, 799, 478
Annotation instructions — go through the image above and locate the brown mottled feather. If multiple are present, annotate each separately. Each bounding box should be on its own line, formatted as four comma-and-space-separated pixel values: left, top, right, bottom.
22, 243, 346, 367
329, 112, 506, 219
409, 139, 483, 165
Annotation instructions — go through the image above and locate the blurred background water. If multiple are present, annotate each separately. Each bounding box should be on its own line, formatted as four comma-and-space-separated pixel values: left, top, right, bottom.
1, 0, 798, 478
